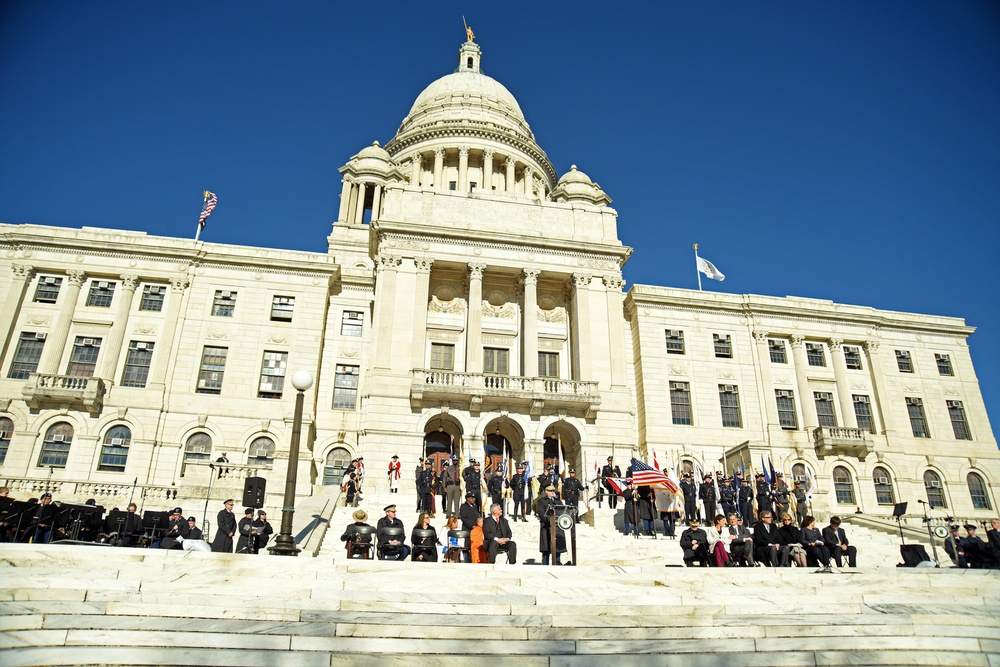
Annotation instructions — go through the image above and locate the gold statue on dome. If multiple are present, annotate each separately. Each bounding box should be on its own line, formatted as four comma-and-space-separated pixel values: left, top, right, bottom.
463, 16, 475, 43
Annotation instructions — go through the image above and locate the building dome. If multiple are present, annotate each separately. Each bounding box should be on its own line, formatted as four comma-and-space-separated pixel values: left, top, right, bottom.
550, 165, 611, 206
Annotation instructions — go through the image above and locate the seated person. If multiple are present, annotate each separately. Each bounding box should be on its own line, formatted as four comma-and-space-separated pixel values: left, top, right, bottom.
725, 513, 754, 567
376, 504, 410, 560
411, 512, 439, 562
470, 517, 488, 564
822, 516, 857, 568
187, 516, 204, 541
159, 507, 190, 550
776, 513, 807, 567
752, 510, 789, 567
704, 514, 732, 567
944, 524, 967, 568
481, 503, 517, 564
679, 519, 709, 567
441, 515, 466, 563
340, 509, 374, 558
962, 524, 995, 569
459, 493, 479, 531
800, 515, 832, 570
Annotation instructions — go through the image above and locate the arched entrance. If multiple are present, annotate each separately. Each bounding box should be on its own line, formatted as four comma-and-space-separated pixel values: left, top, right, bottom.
481, 417, 524, 476
423, 413, 463, 475
543, 421, 582, 478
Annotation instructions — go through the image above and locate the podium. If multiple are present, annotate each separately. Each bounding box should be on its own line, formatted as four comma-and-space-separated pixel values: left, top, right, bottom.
543, 503, 578, 566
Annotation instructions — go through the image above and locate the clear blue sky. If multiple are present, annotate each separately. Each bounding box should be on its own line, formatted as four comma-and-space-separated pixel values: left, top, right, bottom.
2, 2, 998, 441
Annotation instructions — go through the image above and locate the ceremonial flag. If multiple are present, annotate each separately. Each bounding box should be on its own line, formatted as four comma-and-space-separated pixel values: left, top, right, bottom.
696, 256, 725, 281
606, 477, 630, 495
769, 457, 777, 485
630, 458, 679, 493
761, 455, 772, 485
196, 191, 217, 240
805, 464, 815, 508
652, 449, 659, 471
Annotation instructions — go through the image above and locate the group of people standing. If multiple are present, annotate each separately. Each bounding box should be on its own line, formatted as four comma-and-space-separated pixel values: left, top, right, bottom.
204, 499, 273, 554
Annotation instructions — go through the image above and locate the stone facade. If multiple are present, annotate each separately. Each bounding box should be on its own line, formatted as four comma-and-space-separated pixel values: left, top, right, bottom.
0, 39, 996, 519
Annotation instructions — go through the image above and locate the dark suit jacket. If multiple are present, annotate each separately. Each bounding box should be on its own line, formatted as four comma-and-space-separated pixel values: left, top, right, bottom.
822, 525, 850, 550
482, 515, 513, 543
459, 502, 479, 531
753, 520, 779, 549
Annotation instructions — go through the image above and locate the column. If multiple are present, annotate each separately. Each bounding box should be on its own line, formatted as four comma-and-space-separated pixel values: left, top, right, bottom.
523, 167, 534, 196
789, 335, 817, 428
147, 276, 190, 388
0, 264, 33, 364
828, 338, 858, 428
753, 330, 781, 426
863, 339, 893, 435
411, 259, 434, 371
482, 150, 494, 191
521, 269, 539, 377
465, 263, 486, 373
410, 154, 422, 186
458, 147, 469, 192
98, 274, 138, 380
505, 157, 516, 194
337, 179, 351, 222
433, 149, 445, 190
37, 270, 85, 375
569, 273, 592, 381
346, 180, 358, 223
372, 255, 402, 370
353, 183, 367, 225
602, 275, 627, 386
370, 184, 383, 222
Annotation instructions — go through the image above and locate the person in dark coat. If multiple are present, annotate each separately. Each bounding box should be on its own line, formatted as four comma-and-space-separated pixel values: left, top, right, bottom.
537, 485, 566, 565
30, 493, 58, 544
211, 499, 236, 553
679, 519, 709, 566
719, 478, 737, 517
459, 492, 480, 531
159, 507, 190, 550
440, 460, 463, 518
562, 469, 585, 523
621, 480, 640, 536
773, 473, 791, 518
416, 461, 435, 518
638, 484, 656, 536
756, 475, 774, 516
752, 510, 788, 566
482, 503, 517, 564
800, 515, 831, 570
821, 516, 857, 568
601, 457, 621, 509
376, 504, 409, 560
186, 516, 204, 541
680, 474, 698, 523
340, 509, 374, 559
250, 511, 273, 553
944, 525, 968, 568
510, 464, 528, 521
235, 508, 255, 553
410, 512, 439, 562
698, 475, 717, 523
738, 479, 755, 523
486, 469, 505, 513
464, 461, 483, 513
120, 502, 144, 547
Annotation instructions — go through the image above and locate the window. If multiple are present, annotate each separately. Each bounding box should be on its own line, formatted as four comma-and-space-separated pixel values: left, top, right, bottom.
430, 343, 455, 371
935, 353, 953, 376
719, 385, 742, 428
323, 446, 352, 485
843, 346, 863, 370
806, 343, 826, 367
0, 417, 12, 465
271, 296, 294, 322
469, 181, 477, 191
768, 339, 786, 364
895, 350, 913, 373
182, 432, 212, 476
713, 334, 732, 359
86, 280, 116, 307
670, 382, 692, 425
39, 422, 73, 468
853, 395, 875, 434
833, 466, 855, 505
967, 472, 991, 510
333, 365, 359, 409
197, 346, 228, 394
792, 463, 808, 488
33, 276, 62, 303
665, 330, 685, 354
873, 467, 894, 505
7, 332, 45, 379
923, 470, 946, 508
538, 352, 559, 378
341, 310, 364, 336
483, 348, 509, 375
66, 336, 102, 377
98, 425, 131, 472
258, 351, 288, 399
139, 285, 165, 312
814, 392, 838, 428
775, 390, 797, 429
947, 400, 971, 440
212, 290, 236, 317
906, 397, 929, 438
248, 436, 275, 466
121, 341, 154, 388
449, 181, 457, 191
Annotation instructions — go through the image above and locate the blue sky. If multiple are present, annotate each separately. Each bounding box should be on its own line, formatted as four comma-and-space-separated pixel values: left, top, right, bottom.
2, 2, 998, 439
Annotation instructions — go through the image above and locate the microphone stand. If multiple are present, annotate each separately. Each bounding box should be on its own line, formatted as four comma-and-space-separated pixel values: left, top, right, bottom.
202, 463, 215, 535
917, 499, 942, 567
127, 477, 138, 511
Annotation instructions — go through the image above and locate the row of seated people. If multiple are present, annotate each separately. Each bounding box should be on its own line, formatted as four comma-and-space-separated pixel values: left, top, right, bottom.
945, 520, 1000, 569
680, 511, 857, 571
340, 504, 517, 564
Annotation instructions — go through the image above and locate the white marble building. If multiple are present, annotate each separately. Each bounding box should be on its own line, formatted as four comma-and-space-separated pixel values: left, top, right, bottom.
0, 39, 997, 520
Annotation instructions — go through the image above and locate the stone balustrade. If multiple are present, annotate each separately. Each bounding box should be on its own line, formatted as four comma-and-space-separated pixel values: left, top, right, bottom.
411, 369, 600, 417
22, 373, 106, 412
182, 461, 270, 483
813, 425, 874, 459
0, 476, 178, 505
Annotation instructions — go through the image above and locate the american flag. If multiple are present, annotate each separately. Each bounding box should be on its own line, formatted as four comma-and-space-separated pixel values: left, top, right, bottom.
630, 457, 679, 493
199, 191, 218, 230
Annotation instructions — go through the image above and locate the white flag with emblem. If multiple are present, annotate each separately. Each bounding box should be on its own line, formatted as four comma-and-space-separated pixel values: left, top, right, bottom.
697, 256, 725, 281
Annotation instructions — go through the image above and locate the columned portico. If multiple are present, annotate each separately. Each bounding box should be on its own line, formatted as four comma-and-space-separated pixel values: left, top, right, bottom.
521, 269, 539, 378
789, 335, 818, 428
37, 270, 85, 375
465, 263, 486, 373
829, 338, 858, 428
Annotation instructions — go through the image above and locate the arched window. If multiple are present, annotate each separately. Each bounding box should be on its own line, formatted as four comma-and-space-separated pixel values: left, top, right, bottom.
467, 56, 473, 69
872, 466, 894, 505
967, 472, 991, 510
681, 459, 695, 475
39, 422, 73, 468
791, 463, 810, 492
923, 470, 946, 508
181, 432, 212, 477
98, 425, 131, 472
323, 447, 352, 486
833, 466, 855, 505
248, 436, 275, 466
0, 416, 13, 465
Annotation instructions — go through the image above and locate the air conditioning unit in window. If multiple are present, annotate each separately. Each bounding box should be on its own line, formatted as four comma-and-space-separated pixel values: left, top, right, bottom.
81, 338, 96, 346
35, 332, 47, 340
197, 379, 209, 388
875, 476, 889, 485
135, 342, 148, 350
43, 277, 58, 285
220, 290, 232, 298
794, 475, 807, 482
722, 385, 737, 393
906, 397, 922, 406
111, 438, 125, 445
666, 330, 680, 337
946, 400, 962, 408
98, 281, 111, 289
928, 480, 941, 488
776, 390, 793, 397
52, 434, 65, 442
670, 382, 687, 390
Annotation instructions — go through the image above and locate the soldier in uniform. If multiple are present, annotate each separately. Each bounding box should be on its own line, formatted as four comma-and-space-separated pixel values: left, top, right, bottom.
698, 474, 717, 523
537, 465, 559, 499
464, 460, 483, 513
235, 507, 255, 554
773, 473, 791, 518
211, 499, 237, 553
680, 473, 698, 523
387, 455, 401, 494
159, 507, 190, 550
738, 478, 756, 522
756, 474, 774, 517
416, 460, 435, 517
510, 464, 529, 521
719, 477, 737, 518
487, 468, 505, 514
376, 504, 410, 560
186, 516, 203, 541
537, 485, 566, 565
561, 469, 585, 522
601, 457, 621, 509
440, 459, 462, 517
792, 481, 808, 525
30, 492, 58, 544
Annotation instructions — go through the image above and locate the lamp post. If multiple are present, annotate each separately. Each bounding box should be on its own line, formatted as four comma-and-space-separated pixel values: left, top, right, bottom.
269, 370, 313, 556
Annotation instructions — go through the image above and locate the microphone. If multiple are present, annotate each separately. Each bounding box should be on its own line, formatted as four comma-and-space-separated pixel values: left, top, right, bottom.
917, 499, 926, 504
209, 463, 215, 470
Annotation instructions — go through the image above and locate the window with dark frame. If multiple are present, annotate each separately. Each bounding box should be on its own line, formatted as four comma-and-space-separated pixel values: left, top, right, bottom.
947, 400, 971, 440
121, 341, 154, 388
923, 470, 946, 508
833, 466, 855, 504
86, 280, 116, 307
98, 425, 131, 472
249, 436, 276, 466
538, 352, 559, 378
967, 472, 991, 510
768, 339, 786, 364
814, 392, 838, 428
935, 353, 953, 376
39, 422, 73, 468
806, 342, 826, 367
775, 390, 797, 429
853, 395, 875, 434
843, 345, 863, 370
906, 397, 929, 438
139, 285, 165, 312
665, 330, 685, 354
430, 343, 455, 371
258, 351, 288, 399
270, 296, 294, 322
197, 346, 228, 394
483, 348, 509, 375
33, 276, 62, 303
873, 467, 894, 505
341, 310, 363, 336
670, 382, 692, 425
0, 416, 13, 465
333, 365, 359, 409
66, 336, 102, 377
719, 385, 742, 428
713, 334, 732, 359
895, 350, 913, 373
212, 290, 237, 317
7, 332, 45, 379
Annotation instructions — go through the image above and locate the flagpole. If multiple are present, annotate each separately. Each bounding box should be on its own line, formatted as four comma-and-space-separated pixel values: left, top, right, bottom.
195, 191, 208, 241
693, 243, 702, 291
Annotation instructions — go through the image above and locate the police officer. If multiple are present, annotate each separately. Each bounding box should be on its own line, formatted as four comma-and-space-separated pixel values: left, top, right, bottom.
510, 464, 528, 521
416, 460, 435, 517
464, 460, 483, 513
738, 478, 755, 522
601, 457, 621, 509
698, 474, 717, 523
756, 473, 773, 516
487, 467, 505, 514
561, 469, 585, 522
680, 473, 698, 523
719, 477, 737, 517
